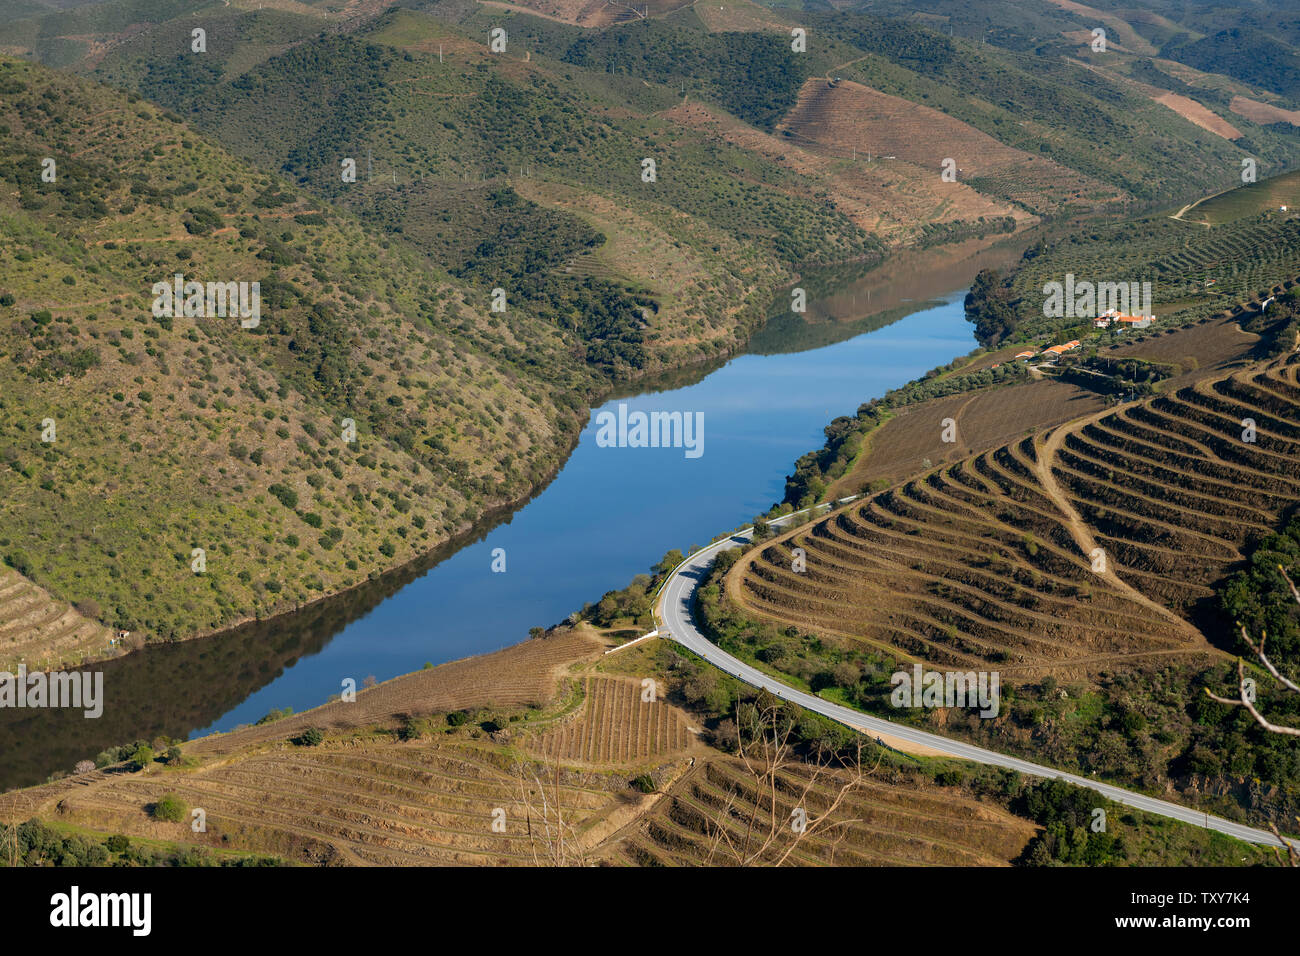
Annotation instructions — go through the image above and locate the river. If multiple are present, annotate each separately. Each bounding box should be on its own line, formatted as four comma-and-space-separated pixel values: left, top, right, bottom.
1, 235, 1028, 790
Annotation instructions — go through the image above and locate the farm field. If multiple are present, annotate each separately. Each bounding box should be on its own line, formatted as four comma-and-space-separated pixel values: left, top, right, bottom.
533, 675, 694, 765
1183, 169, 1300, 225
1004, 212, 1300, 330
827, 312, 1264, 499
1107, 312, 1260, 370
1148, 90, 1241, 140
10, 619, 1245, 868
603, 756, 1038, 866
826, 378, 1105, 499
4, 622, 1058, 868
0, 626, 687, 865
0, 567, 112, 674
184, 628, 608, 759
664, 99, 1025, 243
776, 78, 1123, 217
1229, 96, 1300, 128
733, 350, 1300, 683
1070, 58, 1242, 141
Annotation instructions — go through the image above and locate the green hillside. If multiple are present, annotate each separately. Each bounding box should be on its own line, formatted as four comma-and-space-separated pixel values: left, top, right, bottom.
0, 55, 608, 644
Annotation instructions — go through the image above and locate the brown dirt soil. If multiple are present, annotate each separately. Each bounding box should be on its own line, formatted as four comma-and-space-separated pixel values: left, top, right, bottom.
731, 348, 1300, 684
665, 99, 1026, 242
600, 757, 1038, 865
1109, 315, 1259, 377
828, 378, 1105, 499
1070, 59, 1241, 141
776, 79, 1122, 216
184, 627, 607, 758
1151, 92, 1242, 140
0, 626, 686, 865
830, 313, 1262, 500
532, 675, 697, 765
0, 622, 1044, 866
0, 567, 113, 673
1230, 96, 1300, 127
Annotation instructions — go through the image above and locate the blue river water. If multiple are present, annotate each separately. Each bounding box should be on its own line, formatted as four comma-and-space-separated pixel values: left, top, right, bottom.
188, 289, 976, 736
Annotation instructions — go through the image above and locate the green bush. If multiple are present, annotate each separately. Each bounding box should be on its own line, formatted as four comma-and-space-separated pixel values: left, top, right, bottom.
294, 727, 324, 747
129, 744, 154, 771
268, 483, 298, 508
152, 793, 186, 822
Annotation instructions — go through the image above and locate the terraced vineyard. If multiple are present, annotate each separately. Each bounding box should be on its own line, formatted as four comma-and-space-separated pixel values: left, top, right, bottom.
1056, 360, 1300, 612
826, 378, 1105, 497
1009, 216, 1300, 332
0, 628, 706, 866
730, 352, 1300, 682
31, 741, 621, 866
0, 567, 111, 672
532, 676, 693, 765
603, 757, 1036, 866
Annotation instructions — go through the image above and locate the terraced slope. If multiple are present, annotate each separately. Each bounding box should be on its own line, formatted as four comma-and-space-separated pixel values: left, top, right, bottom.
0, 627, 681, 866
533, 675, 693, 765
730, 353, 1300, 682
1054, 359, 1300, 613
665, 99, 1025, 244
0, 567, 112, 672
26, 740, 623, 866
603, 757, 1037, 866
776, 78, 1123, 216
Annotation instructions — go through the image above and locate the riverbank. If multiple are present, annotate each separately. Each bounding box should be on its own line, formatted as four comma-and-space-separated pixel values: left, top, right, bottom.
0, 236, 1028, 789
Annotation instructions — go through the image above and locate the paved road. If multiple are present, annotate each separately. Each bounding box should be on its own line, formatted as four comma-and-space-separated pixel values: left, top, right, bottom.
655, 499, 1289, 849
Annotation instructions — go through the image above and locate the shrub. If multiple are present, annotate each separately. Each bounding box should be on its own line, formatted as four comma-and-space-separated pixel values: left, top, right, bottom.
105, 834, 130, 854
152, 793, 186, 822
268, 483, 298, 508
255, 707, 292, 725
293, 728, 324, 747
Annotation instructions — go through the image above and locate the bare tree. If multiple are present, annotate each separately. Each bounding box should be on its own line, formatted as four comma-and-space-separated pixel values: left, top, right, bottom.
1204, 565, 1300, 864
702, 696, 878, 866
512, 752, 590, 867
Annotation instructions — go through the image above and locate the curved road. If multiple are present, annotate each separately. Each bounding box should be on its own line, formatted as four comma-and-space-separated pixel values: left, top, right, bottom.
655, 499, 1289, 849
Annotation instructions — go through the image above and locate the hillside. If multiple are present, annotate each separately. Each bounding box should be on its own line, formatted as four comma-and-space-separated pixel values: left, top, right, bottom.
712, 337, 1300, 828
0, 55, 616, 650
0, 624, 1272, 866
